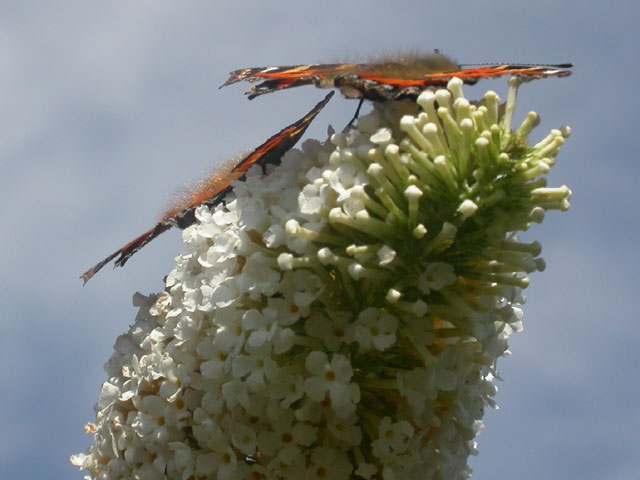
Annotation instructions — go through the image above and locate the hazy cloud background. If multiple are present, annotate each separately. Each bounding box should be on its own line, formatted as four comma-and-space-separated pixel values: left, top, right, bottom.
2, 1, 638, 479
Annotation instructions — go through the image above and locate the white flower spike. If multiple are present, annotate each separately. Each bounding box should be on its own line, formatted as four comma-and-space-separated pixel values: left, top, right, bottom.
74, 77, 571, 479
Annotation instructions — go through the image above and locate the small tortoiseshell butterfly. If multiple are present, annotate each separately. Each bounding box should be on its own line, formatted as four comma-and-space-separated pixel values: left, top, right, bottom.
81, 92, 334, 283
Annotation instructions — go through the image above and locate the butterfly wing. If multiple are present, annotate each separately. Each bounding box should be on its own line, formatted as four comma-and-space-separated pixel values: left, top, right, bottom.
221, 63, 355, 99
414, 63, 574, 86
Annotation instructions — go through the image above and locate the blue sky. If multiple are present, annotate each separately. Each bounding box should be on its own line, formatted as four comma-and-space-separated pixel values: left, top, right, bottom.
2, 1, 639, 479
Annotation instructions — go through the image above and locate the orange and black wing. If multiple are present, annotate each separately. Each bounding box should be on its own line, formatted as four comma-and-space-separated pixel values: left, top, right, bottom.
221, 63, 354, 99
81, 92, 334, 284
80, 222, 173, 284
409, 62, 574, 87
331, 62, 574, 101
227, 90, 334, 175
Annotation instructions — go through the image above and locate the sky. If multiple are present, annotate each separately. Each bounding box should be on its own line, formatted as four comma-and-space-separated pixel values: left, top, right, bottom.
2, 1, 639, 479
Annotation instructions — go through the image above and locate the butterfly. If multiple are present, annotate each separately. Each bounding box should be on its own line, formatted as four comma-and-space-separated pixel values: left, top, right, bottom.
221, 52, 573, 103
80, 91, 334, 284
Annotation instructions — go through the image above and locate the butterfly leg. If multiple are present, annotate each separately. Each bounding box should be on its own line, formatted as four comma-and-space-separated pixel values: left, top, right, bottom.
345, 98, 365, 129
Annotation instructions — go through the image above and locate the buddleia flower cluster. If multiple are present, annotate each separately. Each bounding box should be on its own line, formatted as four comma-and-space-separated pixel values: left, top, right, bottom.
72, 77, 571, 480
